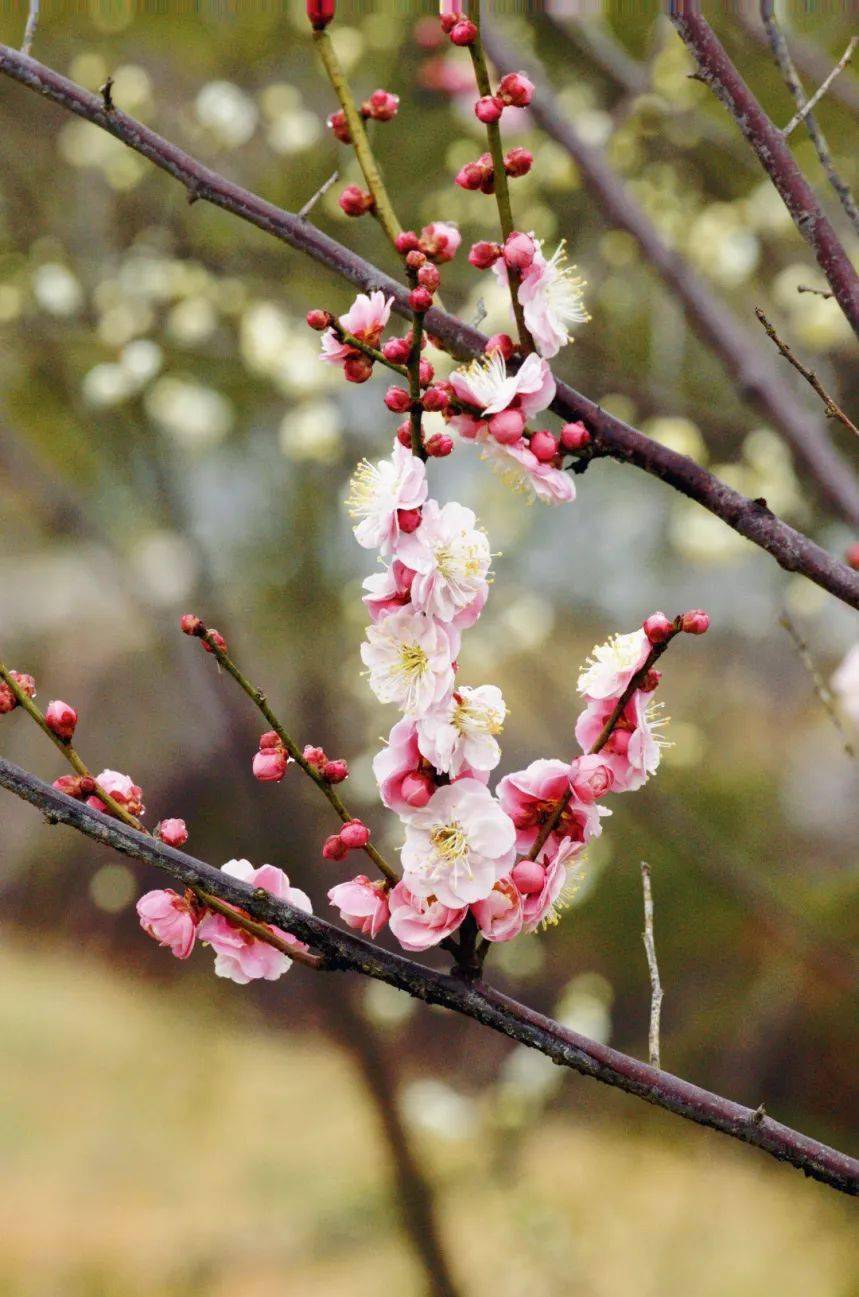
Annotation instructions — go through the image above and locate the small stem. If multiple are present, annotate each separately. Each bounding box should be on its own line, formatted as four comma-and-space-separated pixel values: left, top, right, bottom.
312, 27, 402, 248
406, 274, 428, 461
21, 0, 39, 55
197, 888, 325, 969
197, 627, 399, 885
468, 11, 535, 354
527, 624, 679, 861
640, 861, 663, 1069
783, 36, 858, 135
755, 308, 858, 439
779, 612, 855, 760
332, 324, 407, 377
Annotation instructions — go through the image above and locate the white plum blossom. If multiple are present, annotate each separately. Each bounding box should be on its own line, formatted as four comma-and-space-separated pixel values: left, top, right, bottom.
449, 349, 555, 419
400, 778, 517, 908
496, 238, 590, 359
398, 500, 491, 623
481, 437, 575, 505
416, 685, 506, 777
347, 440, 428, 555
361, 608, 456, 715
577, 628, 650, 701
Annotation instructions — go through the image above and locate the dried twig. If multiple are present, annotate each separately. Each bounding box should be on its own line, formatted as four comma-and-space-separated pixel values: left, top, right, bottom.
783, 36, 858, 135
298, 168, 339, 220
755, 308, 859, 440
20, 0, 38, 55
797, 285, 834, 300
640, 862, 663, 1069
779, 612, 856, 760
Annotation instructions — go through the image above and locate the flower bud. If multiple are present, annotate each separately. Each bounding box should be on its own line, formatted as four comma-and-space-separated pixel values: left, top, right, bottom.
449, 18, 478, 45
157, 818, 189, 848
396, 423, 413, 448
529, 429, 559, 462
484, 332, 515, 360
180, 613, 204, 636
53, 773, 95, 799
395, 230, 420, 254
503, 230, 536, 270
439, 12, 459, 34
45, 699, 78, 741
498, 71, 534, 107
259, 731, 281, 750
306, 0, 335, 29
422, 386, 449, 412
504, 147, 533, 177
326, 109, 351, 143
338, 184, 373, 217
418, 358, 434, 388
401, 770, 435, 807
322, 758, 349, 783
560, 421, 591, 452
406, 250, 427, 270
643, 612, 674, 644
640, 669, 662, 693
417, 264, 441, 292
468, 240, 502, 270
365, 89, 399, 121
253, 748, 288, 782
305, 308, 332, 331
0, 670, 35, 714
303, 744, 327, 768
409, 286, 434, 312
846, 541, 859, 570
426, 433, 454, 457
202, 629, 227, 654
340, 818, 371, 849
397, 507, 423, 534
455, 162, 485, 191
681, 609, 710, 635
511, 860, 546, 896
489, 408, 525, 445
322, 833, 348, 861
383, 336, 412, 364
475, 95, 503, 123
385, 386, 412, 413
343, 355, 374, 383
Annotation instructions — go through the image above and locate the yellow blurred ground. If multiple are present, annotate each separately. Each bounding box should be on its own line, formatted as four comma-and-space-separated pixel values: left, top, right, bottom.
0, 941, 855, 1297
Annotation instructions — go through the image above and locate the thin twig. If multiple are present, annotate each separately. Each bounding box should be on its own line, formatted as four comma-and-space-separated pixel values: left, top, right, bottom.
755, 308, 859, 439
640, 862, 663, 1069
298, 168, 339, 220
784, 37, 858, 135
779, 613, 856, 760
0, 46, 857, 608
760, 4, 859, 236
20, 0, 39, 55
797, 285, 834, 299
738, 9, 859, 117
1, 755, 857, 1195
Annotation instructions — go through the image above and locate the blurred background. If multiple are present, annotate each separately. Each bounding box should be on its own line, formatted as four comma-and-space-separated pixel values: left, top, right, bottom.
0, 3, 857, 1294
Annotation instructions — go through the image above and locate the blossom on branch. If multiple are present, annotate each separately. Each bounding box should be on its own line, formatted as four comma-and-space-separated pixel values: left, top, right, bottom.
400, 778, 516, 907
197, 859, 313, 985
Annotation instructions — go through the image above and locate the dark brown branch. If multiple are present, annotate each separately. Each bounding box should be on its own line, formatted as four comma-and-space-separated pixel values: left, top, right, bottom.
755, 308, 859, 440
482, 24, 859, 527
669, 6, 859, 340
0, 45, 857, 610
0, 755, 857, 1195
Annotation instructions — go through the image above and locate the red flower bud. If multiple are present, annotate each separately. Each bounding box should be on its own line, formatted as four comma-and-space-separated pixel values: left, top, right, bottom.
45, 699, 78, 742
401, 769, 436, 807
202, 629, 227, 654
640, 669, 662, 693
395, 230, 420, 254
503, 230, 536, 270
560, 421, 591, 452
322, 833, 348, 861
504, 147, 533, 177
303, 744, 327, 769
397, 507, 423, 534
53, 773, 95, 799
306, 308, 332, 331
497, 71, 534, 107
475, 95, 504, 123
529, 429, 559, 462
409, 286, 434, 312
385, 386, 412, 413
383, 336, 412, 364
326, 109, 351, 143
338, 184, 373, 217
489, 408, 525, 445
340, 818, 370, 849
253, 748, 288, 782
418, 358, 434, 388
322, 758, 349, 784
0, 670, 35, 714
439, 12, 459, 33
396, 423, 413, 448
845, 541, 859, 570
425, 433, 454, 458
306, 0, 335, 29
681, 609, 710, 635
422, 386, 449, 412
449, 18, 478, 45
642, 612, 674, 645
365, 89, 399, 121
406, 249, 427, 269
180, 613, 204, 637
259, 731, 281, 750
417, 264, 441, 292
468, 240, 502, 270
484, 332, 515, 360
157, 818, 189, 848
343, 355, 374, 383
455, 162, 485, 191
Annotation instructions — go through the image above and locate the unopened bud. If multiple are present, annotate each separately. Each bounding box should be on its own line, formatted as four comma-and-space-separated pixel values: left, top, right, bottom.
408, 286, 434, 312
449, 18, 477, 45
396, 507, 423, 534
259, 731, 281, 750
475, 95, 503, 123
681, 609, 710, 635
306, 308, 332, 331
418, 358, 434, 387
417, 264, 441, 292
45, 699, 78, 742
383, 336, 412, 364
426, 433, 454, 458
180, 614, 204, 636
845, 541, 859, 570
395, 230, 420, 254
202, 629, 227, 654
340, 818, 370, 849
401, 770, 435, 807
503, 230, 536, 270
640, 669, 662, 693
385, 386, 412, 413
343, 355, 374, 383
560, 421, 591, 452
469, 240, 502, 270
303, 744, 327, 769
338, 184, 373, 217
484, 332, 515, 360
643, 612, 674, 645
529, 429, 559, 462
306, 0, 335, 28
157, 818, 189, 848
497, 71, 534, 107
322, 758, 349, 783
422, 386, 449, 412
322, 833, 348, 861
504, 147, 533, 177
0, 670, 36, 714
489, 408, 525, 445
406, 249, 427, 270
253, 748, 288, 782
511, 860, 546, 895
327, 109, 351, 143
365, 88, 399, 121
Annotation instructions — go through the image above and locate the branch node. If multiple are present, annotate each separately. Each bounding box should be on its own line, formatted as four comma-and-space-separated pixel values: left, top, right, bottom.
99, 76, 114, 112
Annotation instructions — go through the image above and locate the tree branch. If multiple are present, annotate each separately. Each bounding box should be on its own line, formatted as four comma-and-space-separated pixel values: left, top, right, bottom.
0, 46, 857, 610
0, 755, 856, 1194
669, 6, 859, 340
640, 862, 663, 1069
738, 9, 859, 118
481, 23, 859, 527
755, 308, 859, 440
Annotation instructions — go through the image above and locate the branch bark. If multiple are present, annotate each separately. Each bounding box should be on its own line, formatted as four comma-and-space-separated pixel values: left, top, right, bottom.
669, 6, 859, 340
0, 46, 857, 610
0, 755, 856, 1196
481, 24, 859, 527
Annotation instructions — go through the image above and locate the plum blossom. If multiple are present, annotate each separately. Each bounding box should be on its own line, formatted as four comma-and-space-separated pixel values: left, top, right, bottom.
449, 349, 555, 422
328, 875, 390, 938
320, 290, 393, 367
516, 836, 587, 933
832, 643, 859, 724
419, 220, 462, 263
575, 691, 664, 793
136, 888, 200, 959
496, 238, 590, 359
400, 778, 516, 907
577, 628, 650, 701
397, 500, 491, 624
361, 608, 456, 715
347, 440, 428, 555
481, 436, 575, 505
497, 758, 608, 858
373, 716, 487, 816
416, 684, 506, 777
471, 876, 523, 942
387, 881, 467, 950
89, 769, 145, 817
196, 859, 312, 985
362, 560, 415, 621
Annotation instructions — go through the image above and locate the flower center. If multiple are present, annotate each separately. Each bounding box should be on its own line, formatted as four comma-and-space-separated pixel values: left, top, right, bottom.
453, 695, 503, 736
347, 461, 383, 519
428, 819, 470, 876
396, 641, 428, 680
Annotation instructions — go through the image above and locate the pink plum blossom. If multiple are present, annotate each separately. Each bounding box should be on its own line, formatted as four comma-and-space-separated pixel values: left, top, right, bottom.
387, 882, 467, 951
496, 239, 590, 359
362, 560, 415, 621
497, 758, 608, 857
481, 436, 575, 505
397, 499, 491, 624
197, 859, 312, 985
136, 888, 200, 959
347, 440, 428, 555
328, 875, 390, 938
373, 716, 487, 816
416, 684, 506, 777
320, 290, 393, 368
516, 836, 586, 932
89, 769, 145, 817
575, 691, 662, 793
471, 876, 523, 942
577, 628, 650, 701
400, 778, 516, 907
361, 607, 457, 715
419, 220, 461, 263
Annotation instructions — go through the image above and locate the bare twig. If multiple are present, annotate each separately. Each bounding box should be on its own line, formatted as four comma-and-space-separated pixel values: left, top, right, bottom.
1, 755, 857, 1194
779, 612, 856, 760
797, 285, 834, 300
0, 45, 857, 609
670, 8, 859, 341
481, 24, 859, 528
298, 168, 339, 220
783, 37, 858, 135
640, 862, 663, 1069
755, 308, 859, 440
760, 4, 859, 236
20, 0, 39, 55
739, 9, 859, 117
